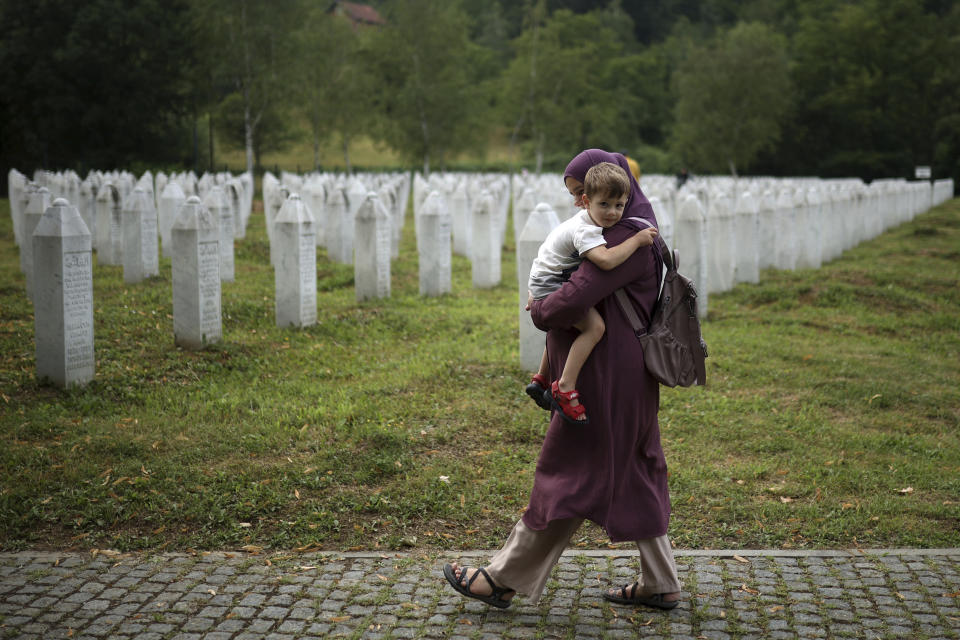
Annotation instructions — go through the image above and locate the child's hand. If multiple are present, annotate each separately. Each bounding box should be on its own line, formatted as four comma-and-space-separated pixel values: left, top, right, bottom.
525, 291, 534, 311
636, 227, 658, 246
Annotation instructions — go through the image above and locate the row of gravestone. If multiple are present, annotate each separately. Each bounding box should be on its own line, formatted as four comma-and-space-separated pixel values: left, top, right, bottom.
509, 172, 954, 371
9, 165, 954, 385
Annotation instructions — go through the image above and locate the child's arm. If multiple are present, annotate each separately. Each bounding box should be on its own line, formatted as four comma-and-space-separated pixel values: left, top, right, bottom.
582, 227, 658, 271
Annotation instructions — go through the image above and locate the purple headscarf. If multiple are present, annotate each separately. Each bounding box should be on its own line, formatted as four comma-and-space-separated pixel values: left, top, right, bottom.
563, 149, 659, 228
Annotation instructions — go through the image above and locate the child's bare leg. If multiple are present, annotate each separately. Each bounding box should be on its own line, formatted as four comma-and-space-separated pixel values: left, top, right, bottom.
559, 307, 605, 396
536, 348, 549, 379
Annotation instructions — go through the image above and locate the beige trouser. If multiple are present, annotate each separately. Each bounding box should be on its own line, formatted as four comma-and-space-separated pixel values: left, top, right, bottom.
484, 518, 681, 603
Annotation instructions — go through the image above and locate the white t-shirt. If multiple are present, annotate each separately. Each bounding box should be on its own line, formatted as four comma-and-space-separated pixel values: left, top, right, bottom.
528, 210, 606, 299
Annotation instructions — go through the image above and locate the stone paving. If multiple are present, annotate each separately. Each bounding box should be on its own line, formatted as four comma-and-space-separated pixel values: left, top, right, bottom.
1, 548, 958, 640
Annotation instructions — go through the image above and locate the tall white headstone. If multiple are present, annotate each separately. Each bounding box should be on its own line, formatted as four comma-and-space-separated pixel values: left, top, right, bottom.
757, 189, 777, 271
470, 191, 501, 289
171, 196, 222, 349
203, 186, 235, 282
796, 187, 823, 270
450, 186, 471, 257
774, 188, 798, 271
33, 198, 94, 387
20, 187, 52, 302
354, 191, 392, 302
674, 193, 709, 319
122, 187, 160, 283
158, 181, 186, 258
95, 183, 122, 265
325, 186, 353, 264
274, 194, 317, 328
517, 202, 561, 371
734, 191, 760, 284
418, 191, 452, 296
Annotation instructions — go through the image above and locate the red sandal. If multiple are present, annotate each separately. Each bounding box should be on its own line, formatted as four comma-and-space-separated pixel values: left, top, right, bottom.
525, 374, 552, 411
549, 380, 589, 425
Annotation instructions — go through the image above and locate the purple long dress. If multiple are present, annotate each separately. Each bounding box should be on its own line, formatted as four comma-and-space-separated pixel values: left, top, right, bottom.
524, 150, 669, 542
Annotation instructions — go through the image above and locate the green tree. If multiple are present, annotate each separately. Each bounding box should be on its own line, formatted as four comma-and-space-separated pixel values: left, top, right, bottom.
774, 0, 959, 181
500, 8, 630, 172
671, 21, 791, 175
0, 0, 197, 178
194, 0, 302, 174
366, 0, 491, 174
292, 7, 374, 172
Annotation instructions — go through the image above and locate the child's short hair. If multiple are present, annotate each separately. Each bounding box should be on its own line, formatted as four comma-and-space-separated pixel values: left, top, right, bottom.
584, 162, 631, 200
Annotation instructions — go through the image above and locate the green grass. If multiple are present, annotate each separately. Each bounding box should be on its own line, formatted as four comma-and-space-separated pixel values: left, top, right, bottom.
1, 193, 958, 553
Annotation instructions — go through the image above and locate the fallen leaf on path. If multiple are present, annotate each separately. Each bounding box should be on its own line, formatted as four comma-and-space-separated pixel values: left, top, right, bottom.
898, 487, 914, 494
329, 615, 351, 622
740, 584, 759, 595
733, 555, 750, 564
769, 605, 784, 613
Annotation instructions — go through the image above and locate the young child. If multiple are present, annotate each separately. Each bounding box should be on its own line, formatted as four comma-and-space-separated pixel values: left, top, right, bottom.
525, 162, 657, 425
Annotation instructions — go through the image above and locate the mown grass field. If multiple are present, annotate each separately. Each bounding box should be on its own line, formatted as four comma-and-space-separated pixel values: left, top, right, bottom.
1, 191, 958, 554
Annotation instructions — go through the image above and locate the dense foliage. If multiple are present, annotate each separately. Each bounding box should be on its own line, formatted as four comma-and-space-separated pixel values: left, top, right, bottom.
1, 0, 958, 184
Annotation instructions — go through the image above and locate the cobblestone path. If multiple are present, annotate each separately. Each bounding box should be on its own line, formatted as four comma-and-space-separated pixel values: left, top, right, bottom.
2, 549, 959, 639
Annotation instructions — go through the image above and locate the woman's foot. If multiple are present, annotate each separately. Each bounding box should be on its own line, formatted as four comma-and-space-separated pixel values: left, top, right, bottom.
549, 380, 589, 425
604, 581, 679, 609
444, 562, 515, 608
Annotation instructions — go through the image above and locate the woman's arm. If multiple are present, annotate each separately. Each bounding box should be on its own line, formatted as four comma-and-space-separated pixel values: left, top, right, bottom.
531, 224, 659, 331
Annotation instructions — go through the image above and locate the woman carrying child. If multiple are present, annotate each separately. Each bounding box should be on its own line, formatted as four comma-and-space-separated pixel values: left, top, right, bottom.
525, 161, 658, 424
443, 149, 683, 611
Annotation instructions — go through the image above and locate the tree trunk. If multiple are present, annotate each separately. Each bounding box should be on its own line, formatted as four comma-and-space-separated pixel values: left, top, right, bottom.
313, 132, 320, 172
728, 159, 738, 177
535, 131, 545, 175
422, 153, 430, 177
208, 112, 215, 172
244, 96, 255, 175
342, 134, 352, 174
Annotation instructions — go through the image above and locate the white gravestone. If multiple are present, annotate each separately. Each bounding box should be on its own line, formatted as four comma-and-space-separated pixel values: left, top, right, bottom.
354, 191, 392, 302
649, 195, 674, 251
757, 189, 777, 271
418, 190, 452, 296
20, 187, 52, 302
33, 198, 95, 388
450, 186, 471, 257
517, 202, 561, 372
674, 193, 709, 319
797, 187, 823, 270
158, 182, 186, 258
513, 187, 537, 247
706, 192, 735, 294
8, 169, 27, 246
325, 186, 353, 264
122, 187, 159, 283
734, 191, 760, 284
470, 191, 501, 289
774, 188, 798, 271
274, 194, 317, 328
94, 183, 122, 265
78, 180, 96, 242
171, 196, 222, 349
203, 186, 235, 282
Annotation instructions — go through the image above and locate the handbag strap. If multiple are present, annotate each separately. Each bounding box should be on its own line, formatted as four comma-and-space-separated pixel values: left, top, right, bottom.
614, 288, 645, 336
626, 217, 674, 273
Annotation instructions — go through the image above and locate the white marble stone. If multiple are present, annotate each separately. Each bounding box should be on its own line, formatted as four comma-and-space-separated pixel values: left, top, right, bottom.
512, 187, 537, 246
734, 190, 760, 284
94, 183, 123, 265
417, 190, 452, 297
674, 193, 709, 319
274, 194, 317, 328
450, 185, 471, 257
32, 198, 94, 387
354, 191, 392, 302
203, 186, 235, 282
796, 187, 823, 270
158, 182, 186, 258
706, 191, 735, 294
20, 187, 52, 302
470, 191, 501, 289
774, 188, 798, 271
121, 187, 160, 283
517, 202, 561, 372
325, 185, 353, 264
8, 169, 27, 247
171, 196, 221, 349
